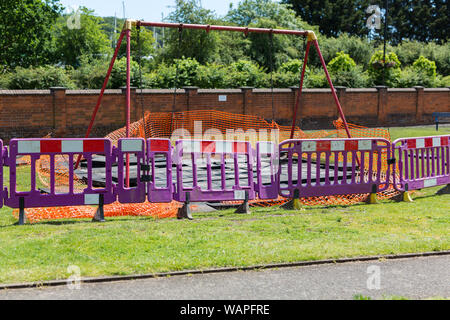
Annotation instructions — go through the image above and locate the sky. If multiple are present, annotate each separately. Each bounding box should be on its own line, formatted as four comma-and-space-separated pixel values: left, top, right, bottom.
59, 0, 243, 21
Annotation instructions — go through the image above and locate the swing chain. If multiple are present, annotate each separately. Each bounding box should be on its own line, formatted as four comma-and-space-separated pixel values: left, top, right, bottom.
269, 30, 275, 121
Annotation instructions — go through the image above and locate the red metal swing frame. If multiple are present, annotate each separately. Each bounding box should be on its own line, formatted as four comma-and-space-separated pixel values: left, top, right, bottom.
76, 20, 354, 186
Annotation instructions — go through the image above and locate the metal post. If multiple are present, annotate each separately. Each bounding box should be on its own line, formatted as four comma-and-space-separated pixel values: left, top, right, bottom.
289, 41, 311, 140
312, 39, 353, 140
125, 23, 132, 187
18, 197, 25, 225
92, 194, 105, 222
75, 30, 126, 170
383, 0, 388, 86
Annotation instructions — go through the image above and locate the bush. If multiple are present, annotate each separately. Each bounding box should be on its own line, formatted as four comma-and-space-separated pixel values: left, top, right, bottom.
223, 60, 268, 88
412, 56, 437, 79
110, 57, 141, 88
368, 51, 401, 87
394, 41, 450, 76
330, 66, 371, 88
8, 65, 75, 89
0, 73, 11, 89
327, 51, 356, 73
304, 68, 327, 88
196, 63, 229, 88
70, 56, 110, 89
311, 34, 374, 68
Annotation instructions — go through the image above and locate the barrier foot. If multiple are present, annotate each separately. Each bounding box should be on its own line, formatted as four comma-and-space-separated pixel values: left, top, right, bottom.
436, 184, 450, 195
366, 185, 378, 204
177, 193, 193, 220
92, 194, 106, 222
392, 191, 414, 203
280, 189, 302, 210
235, 191, 250, 214
366, 193, 378, 204
18, 197, 26, 225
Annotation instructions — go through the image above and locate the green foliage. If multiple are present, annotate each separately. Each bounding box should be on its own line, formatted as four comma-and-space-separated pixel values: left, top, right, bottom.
70, 56, 110, 89
0, 73, 12, 89
279, 59, 304, 74
283, 0, 370, 38
161, 0, 218, 64
331, 66, 372, 88
118, 26, 155, 65
225, 0, 315, 70
327, 52, 356, 73
7, 65, 75, 89
412, 56, 437, 79
286, 0, 449, 44
304, 68, 327, 88
196, 64, 229, 88
224, 60, 269, 87
326, 52, 371, 88
315, 35, 374, 68
393, 41, 450, 76
110, 57, 140, 88
0, 0, 62, 69
368, 51, 402, 87
53, 7, 112, 67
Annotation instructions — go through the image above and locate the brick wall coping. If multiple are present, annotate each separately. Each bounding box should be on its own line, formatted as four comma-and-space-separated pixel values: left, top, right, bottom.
346, 88, 378, 93
0, 89, 51, 95
423, 88, 450, 92
197, 89, 242, 94
66, 89, 122, 95
0, 88, 448, 96
253, 88, 293, 93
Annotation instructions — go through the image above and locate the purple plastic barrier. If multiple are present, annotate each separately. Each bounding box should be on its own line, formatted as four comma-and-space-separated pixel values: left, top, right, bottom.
147, 138, 173, 203
0, 139, 4, 208
115, 138, 146, 203
255, 141, 279, 199
5, 138, 115, 208
278, 138, 391, 198
173, 140, 255, 202
393, 135, 450, 191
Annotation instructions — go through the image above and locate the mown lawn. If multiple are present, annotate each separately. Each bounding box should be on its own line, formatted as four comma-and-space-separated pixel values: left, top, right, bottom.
0, 125, 448, 284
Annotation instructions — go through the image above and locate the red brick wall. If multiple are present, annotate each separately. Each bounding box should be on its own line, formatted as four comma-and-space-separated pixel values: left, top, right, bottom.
0, 86, 448, 141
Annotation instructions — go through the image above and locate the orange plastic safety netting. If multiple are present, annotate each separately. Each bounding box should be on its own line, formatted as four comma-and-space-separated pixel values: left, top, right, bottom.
16, 109, 398, 223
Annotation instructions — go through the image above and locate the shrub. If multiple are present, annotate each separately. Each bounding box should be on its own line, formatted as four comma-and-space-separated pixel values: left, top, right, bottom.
8, 65, 75, 89
330, 66, 371, 88
196, 63, 228, 88
70, 57, 110, 89
368, 50, 401, 87
327, 51, 356, 73
0, 72, 12, 89
311, 34, 374, 68
412, 56, 437, 78
110, 57, 140, 88
304, 68, 327, 88
223, 60, 268, 88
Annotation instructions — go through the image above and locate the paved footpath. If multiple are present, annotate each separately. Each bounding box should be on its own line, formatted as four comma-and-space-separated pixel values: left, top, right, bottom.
0, 255, 448, 300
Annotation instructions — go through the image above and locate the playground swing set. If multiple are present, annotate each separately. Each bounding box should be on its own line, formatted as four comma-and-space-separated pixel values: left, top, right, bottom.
2, 21, 449, 224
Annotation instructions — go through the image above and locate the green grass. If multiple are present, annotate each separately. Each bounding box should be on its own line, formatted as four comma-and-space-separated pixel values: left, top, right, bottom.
385, 124, 450, 142
0, 125, 448, 284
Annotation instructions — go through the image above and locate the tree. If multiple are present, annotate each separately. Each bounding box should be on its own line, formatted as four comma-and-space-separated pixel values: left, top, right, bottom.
0, 0, 62, 70
161, 0, 218, 64
53, 7, 111, 67
284, 0, 449, 43
282, 0, 371, 37
225, 0, 315, 70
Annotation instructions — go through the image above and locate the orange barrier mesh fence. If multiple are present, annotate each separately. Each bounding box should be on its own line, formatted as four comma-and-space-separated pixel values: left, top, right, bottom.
14, 109, 398, 223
